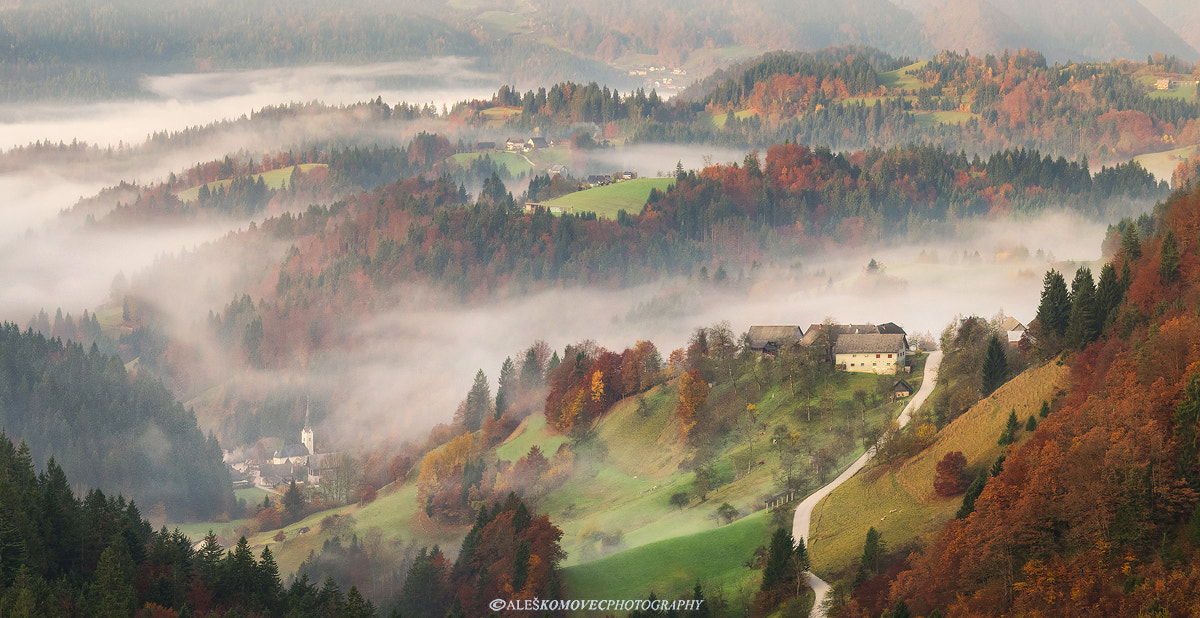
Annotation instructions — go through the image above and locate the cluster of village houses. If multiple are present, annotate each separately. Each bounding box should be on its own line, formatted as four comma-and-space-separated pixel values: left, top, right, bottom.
228, 408, 339, 492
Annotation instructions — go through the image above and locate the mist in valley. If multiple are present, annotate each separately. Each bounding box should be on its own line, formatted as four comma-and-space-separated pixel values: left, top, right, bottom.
0, 73, 1129, 453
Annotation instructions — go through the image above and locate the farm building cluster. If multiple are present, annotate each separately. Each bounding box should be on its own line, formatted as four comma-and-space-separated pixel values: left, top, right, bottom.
747, 321, 912, 374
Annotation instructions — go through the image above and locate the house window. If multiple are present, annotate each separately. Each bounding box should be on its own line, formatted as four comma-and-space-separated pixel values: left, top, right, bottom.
888, 354, 893, 358
876, 354, 880, 358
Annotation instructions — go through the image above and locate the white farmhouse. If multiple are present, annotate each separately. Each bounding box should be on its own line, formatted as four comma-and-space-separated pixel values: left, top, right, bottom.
834, 333, 908, 373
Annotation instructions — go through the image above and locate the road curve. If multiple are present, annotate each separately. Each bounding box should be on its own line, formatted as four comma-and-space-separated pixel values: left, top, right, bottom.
792, 351, 943, 617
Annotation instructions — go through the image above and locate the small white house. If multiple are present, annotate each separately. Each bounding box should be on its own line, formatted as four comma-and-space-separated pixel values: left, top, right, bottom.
834, 333, 908, 373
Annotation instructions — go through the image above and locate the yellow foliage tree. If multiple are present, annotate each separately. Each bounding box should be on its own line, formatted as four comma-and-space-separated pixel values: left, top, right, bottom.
677, 369, 709, 438
590, 370, 605, 403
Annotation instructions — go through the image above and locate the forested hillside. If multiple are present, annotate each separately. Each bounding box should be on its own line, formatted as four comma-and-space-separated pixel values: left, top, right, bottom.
0, 323, 232, 520
0, 430, 383, 616
843, 181, 1200, 615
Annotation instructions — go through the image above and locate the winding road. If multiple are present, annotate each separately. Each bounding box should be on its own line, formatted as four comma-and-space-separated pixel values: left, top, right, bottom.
791, 351, 943, 617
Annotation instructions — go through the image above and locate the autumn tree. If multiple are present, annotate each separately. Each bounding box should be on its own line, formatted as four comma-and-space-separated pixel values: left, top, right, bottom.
933, 451, 969, 496
677, 369, 709, 439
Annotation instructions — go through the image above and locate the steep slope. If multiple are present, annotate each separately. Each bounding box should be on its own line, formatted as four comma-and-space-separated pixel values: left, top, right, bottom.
876, 183, 1200, 615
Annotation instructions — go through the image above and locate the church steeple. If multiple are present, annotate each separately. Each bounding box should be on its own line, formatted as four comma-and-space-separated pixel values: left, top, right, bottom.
301, 396, 314, 455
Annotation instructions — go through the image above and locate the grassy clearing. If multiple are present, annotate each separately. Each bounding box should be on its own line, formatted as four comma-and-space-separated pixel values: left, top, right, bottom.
543, 177, 674, 218
1133, 144, 1198, 184
175, 164, 327, 202
1148, 83, 1197, 101
526, 145, 571, 167
251, 481, 464, 576
235, 487, 273, 506
879, 61, 928, 92
913, 110, 978, 127
563, 509, 769, 610
496, 414, 568, 462
476, 11, 529, 37
449, 151, 534, 176
711, 109, 759, 128
807, 360, 1068, 579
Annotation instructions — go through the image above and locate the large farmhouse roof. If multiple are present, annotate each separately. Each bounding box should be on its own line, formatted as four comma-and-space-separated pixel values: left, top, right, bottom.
833, 333, 907, 355
747, 325, 803, 350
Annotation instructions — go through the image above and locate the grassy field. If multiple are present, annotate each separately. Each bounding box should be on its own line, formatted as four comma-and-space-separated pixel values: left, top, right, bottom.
449, 151, 534, 176
879, 61, 928, 92
543, 177, 674, 218
235, 486, 274, 506
807, 360, 1068, 579
495, 414, 568, 462
476, 11, 529, 37
563, 509, 772, 611
175, 164, 327, 202
913, 110, 978, 128
1133, 144, 1198, 184
711, 109, 760, 128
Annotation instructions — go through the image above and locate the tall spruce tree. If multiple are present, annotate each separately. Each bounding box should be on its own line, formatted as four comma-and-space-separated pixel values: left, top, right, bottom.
1064, 267, 1098, 349
1094, 262, 1122, 330
981, 334, 1008, 396
1034, 269, 1071, 356
495, 357, 517, 418
1160, 229, 1181, 284
1121, 222, 1142, 261
459, 370, 491, 432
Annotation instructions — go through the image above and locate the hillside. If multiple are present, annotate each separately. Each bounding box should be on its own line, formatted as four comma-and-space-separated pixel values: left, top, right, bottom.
845, 182, 1200, 615
807, 360, 1068, 579
0, 322, 233, 520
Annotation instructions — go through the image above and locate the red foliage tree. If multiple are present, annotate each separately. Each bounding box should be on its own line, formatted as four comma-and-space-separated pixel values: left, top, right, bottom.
932, 451, 969, 496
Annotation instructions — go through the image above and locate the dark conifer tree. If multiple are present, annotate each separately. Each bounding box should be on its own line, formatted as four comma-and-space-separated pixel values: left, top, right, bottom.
1064, 267, 1099, 349
458, 370, 491, 432
981, 334, 1008, 396
1160, 229, 1181, 284
1095, 262, 1122, 330
283, 479, 304, 524
761, 527, 796, 592
956, 469, 987, 519
1034, 269, 1071, 355
861, 527, 885, 575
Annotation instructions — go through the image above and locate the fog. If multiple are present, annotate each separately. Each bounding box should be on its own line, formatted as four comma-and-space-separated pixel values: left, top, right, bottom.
300, 210, 1109, 443
0, 58, 499, 152
0, 69, 1125, 450
568, 144, 752, 177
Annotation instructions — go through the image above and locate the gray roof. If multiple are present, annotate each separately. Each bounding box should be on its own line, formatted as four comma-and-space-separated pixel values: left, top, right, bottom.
274, 444, 309, 459
833, 333, 907, 355
877, 322, 906, 335
747, 325, 803, 350
1001, 316, 1026, 332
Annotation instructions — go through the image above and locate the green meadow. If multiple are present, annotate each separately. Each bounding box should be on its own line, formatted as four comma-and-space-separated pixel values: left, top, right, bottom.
543, 177, 675, 218
175, 164, 326, 202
